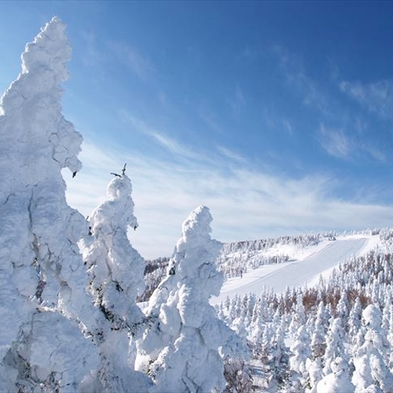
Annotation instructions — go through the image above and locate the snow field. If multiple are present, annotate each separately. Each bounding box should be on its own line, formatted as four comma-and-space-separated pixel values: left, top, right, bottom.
212, 236, 371, 304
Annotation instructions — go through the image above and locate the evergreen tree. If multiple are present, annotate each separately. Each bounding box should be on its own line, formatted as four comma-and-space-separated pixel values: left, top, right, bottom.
289, 325, 312, 385
336, 291, 349, 325
352, 305, 393, 392
223, 358, 254, 393
289, 291, 306, 336
323, 318, 347, 375
136, 206, 243, 392
260, 323, 273, 370
270, 316, 290, 389
0, 17, 99, 390
348, 297, 363, 344
316, 357, 354, 393
311, 301, 327, 360
82, 168, 148, 392
305, 358, 323, 393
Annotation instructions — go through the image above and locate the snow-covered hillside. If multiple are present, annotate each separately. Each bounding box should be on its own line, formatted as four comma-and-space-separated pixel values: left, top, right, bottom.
213, 230, 393, 392
212, 234, 377, 304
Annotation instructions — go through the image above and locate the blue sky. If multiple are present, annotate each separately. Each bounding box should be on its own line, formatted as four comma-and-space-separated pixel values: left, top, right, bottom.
1, 1, 393, 258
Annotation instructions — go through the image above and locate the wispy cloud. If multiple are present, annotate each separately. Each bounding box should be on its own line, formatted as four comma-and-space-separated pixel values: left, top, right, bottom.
229, 85, 246, 118
216, 146, 245, 163
262, 108, 295, 136
198, 105, 222, 134
362, 144, 386, 162
79, 30, 101, 67
283, 119, 293, 135
319, 124, 351, 160
121, 113, 213, 163
319, 122, 386, 163
65, 138, 393, 259
109, 41, 154, 80
274, 47, 389, 165
340, 79, 393, 120
274, 45, 327, 112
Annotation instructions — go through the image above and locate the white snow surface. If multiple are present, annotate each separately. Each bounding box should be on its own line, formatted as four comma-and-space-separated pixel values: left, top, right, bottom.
211, 235, 373, 304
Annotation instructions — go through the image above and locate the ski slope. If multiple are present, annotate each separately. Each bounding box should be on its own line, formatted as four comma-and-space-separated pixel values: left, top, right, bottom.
211, 237, 370, 304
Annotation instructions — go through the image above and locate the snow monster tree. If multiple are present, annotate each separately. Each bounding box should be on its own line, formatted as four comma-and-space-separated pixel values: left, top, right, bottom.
82, 166, 149, 392
136, 205, 243, 392
0, 18, 100, 390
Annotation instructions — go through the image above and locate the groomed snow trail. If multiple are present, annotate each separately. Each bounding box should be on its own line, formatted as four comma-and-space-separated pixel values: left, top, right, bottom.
212, 238, 368, 304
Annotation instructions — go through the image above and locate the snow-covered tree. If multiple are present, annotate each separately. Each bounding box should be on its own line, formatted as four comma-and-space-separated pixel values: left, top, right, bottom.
289, 291, 306, 336
136, 205, 243, 392
223, 357, 254, 393
82, 167, 149, 392
305, 358, 323, 393
352, 355, 377, 393
311, 301, 328, 360
269, 315, 290, 389
0, 17, 99, 390
290, 325, 312, 383
323, 317, 347, 375
352, 305, 393, 392
316, 357, 354, 393
348, 297, 363, 344
260, 323, 273, 370
336, 291, 349, 322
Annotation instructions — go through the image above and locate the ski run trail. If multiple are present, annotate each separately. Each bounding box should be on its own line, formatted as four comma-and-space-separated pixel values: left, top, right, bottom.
211, 235, 379, 305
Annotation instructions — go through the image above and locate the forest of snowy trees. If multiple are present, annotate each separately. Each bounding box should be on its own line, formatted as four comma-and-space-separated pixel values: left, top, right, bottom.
2, 17, 393, 393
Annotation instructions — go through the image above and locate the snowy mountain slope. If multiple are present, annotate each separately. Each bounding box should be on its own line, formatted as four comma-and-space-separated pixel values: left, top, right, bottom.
216, 233, 323, 280
211, 235, 373, 304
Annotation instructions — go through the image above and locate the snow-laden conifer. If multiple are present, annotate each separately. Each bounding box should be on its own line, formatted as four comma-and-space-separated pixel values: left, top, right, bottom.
311, 301, 328, 360
0, 17, 99, 390
316, 357, 355, 393
289, 291, 306, 336
387, 304, 393, 359
82, 167, 149, 392
136, 205, 243, 392
336, 291, 349, 320
348, 297, 363, 344
352, 304, 393, 392
322, 318, 347, 375
305, 358, 323, 393
270, 315, 290, 389
290, 325, 312, 381
260, 323, 273, 370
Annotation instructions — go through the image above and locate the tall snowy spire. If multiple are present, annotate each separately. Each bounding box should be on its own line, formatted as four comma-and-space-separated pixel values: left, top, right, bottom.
0, 17, 99, 390
1, 16, 82, 183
